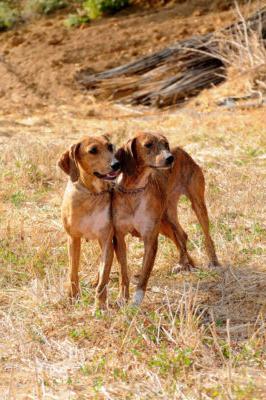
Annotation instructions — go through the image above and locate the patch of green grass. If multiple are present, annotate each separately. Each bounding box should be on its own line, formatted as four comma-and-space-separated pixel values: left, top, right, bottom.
203, 385, 224, 399
149, 347, 192, 377
0, 2, 18, 30
195, 269, 219, 280
179, 194, 190, 204
10, 190, 26, 207
252, 222, 266, 237
80, 363, 91, 376
64, 12, 90, 27
234, 342, 265, 367
65, 0, 130, 27
218, 221, 235, 242
84, 0, 129, 19
241, 247, 263, 256
233, 381, 256, 400
93, 376, 103, 393
25, 0, 67, 16
0, 241, 31, 285
215, 319, 224, 327
69, 327, 91, 340
234, 159, 247, 166
209, 182, 222, 194
246, 147, 264, 158
113, 367, 127, 381
0, 238, 65, 287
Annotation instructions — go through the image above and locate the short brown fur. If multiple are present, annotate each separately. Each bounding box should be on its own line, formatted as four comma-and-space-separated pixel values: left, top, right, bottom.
58, 135, 118, 309
113, 132, 219, 306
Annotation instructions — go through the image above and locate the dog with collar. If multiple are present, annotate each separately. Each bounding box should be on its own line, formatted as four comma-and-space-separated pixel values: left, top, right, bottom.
58, 135, 120, 309
113, 132, 219, 306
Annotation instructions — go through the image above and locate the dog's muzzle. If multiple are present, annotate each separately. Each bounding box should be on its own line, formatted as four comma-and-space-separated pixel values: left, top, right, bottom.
165, 154, 174, 166
94, 158, 121, 181
149, 151, 174, 170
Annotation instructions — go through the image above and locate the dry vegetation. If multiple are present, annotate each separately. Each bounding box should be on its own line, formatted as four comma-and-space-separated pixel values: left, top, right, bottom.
0, 1, 266, 399
0, 102, 265, 399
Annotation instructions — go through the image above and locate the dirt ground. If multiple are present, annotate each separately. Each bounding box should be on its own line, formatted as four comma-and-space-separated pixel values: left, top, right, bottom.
0, 0, 260, 113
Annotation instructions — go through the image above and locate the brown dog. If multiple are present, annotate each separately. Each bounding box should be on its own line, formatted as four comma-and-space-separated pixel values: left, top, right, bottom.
113, 132, 219, 306
58, 135, 120, 309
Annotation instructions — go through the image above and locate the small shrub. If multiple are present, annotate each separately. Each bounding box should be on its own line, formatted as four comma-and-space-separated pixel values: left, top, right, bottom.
25, 0, 67, 16
83, 0, 129, 19
0, 2, 18, 30
99, 0, 130, 14
65, 0, 129, 27
64, 12, 90, 27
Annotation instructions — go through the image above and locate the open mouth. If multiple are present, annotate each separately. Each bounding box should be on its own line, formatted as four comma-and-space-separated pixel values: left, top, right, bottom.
94, 170, 120, 181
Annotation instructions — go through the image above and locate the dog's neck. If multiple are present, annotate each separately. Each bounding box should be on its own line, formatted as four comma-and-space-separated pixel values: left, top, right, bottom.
78, 170, 109, 193
118, 166, 151, 189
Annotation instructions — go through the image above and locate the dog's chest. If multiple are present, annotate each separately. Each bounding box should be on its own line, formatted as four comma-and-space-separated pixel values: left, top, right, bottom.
117, 196, 154, 237
78, 205, 110, 240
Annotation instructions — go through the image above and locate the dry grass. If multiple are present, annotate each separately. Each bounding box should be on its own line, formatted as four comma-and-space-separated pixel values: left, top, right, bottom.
213, 3, 266, 104
0, 102, 266, 399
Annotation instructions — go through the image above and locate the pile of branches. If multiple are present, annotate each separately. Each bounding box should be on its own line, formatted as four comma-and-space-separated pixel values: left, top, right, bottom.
76, 7, 266, 108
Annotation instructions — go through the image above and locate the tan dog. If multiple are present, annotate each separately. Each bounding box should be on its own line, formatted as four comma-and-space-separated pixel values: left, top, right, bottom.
113, 132, 219, 306
58, 135, 120, 309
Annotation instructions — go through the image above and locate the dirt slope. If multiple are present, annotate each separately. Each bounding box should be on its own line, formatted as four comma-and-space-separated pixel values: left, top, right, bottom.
0, 1, 260, 112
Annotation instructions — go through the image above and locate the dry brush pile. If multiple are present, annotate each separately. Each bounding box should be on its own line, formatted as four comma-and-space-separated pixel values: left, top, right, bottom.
77, 6, 266, 108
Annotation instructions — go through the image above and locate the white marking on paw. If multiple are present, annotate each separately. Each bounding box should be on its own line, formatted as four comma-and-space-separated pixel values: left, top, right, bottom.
132, 289, 144, 306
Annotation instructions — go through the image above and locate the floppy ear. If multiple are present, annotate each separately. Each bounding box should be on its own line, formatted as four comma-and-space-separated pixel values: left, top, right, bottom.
115, 138, 137, 176
58, 143, 81, 182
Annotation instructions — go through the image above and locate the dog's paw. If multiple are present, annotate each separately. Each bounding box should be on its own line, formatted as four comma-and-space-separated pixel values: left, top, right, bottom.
66, 284, 80, 303
115, 297, 128, 308
93, 300, 107, 316
131, 289, 145, 307
208, 260, 221, 269
172, 254, 196, 274
172, 263, 193, 274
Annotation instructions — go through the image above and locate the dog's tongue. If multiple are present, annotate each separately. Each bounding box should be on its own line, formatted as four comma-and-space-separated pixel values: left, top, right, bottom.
107, 171, 118, 178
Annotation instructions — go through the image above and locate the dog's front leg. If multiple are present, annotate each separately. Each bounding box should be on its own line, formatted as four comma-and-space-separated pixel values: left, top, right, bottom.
67, 236, 81, 299
114, 233, 129, 306
133, 232, 158, 306
95, 233, 114, 309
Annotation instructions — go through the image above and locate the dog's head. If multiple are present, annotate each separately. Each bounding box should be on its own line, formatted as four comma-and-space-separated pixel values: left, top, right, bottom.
115, 132, 174, 176
58, 135, 120, 182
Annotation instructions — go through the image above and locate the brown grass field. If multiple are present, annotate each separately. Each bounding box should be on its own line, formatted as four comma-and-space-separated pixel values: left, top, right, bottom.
0, 101, 265, 399
0, 1, 266, 399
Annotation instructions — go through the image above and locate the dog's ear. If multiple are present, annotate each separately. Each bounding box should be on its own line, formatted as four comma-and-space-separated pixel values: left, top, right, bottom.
58, 142, 81, 182
115, 138, 137, 176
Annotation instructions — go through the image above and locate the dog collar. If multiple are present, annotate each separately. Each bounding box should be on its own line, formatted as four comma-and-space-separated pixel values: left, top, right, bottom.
75, 182, 111, 196
116, 182, 149, 195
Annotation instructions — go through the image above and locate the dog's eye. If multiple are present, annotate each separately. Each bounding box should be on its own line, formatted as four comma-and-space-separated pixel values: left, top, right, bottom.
107, 143, 113, 152
89, 146, 98, 154
145, 142, 153, 149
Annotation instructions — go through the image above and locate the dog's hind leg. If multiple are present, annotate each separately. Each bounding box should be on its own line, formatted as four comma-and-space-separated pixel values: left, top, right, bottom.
67, 236, 81, 300
187, 171, 220, 267
160, 217, 195, 271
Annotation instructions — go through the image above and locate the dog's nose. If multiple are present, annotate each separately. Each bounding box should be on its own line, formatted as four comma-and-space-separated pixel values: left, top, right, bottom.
165, 155, 174, 165
111, 160, 121, 171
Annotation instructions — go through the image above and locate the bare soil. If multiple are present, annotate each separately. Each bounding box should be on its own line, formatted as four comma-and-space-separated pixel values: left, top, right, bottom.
0, 0, 259, 113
